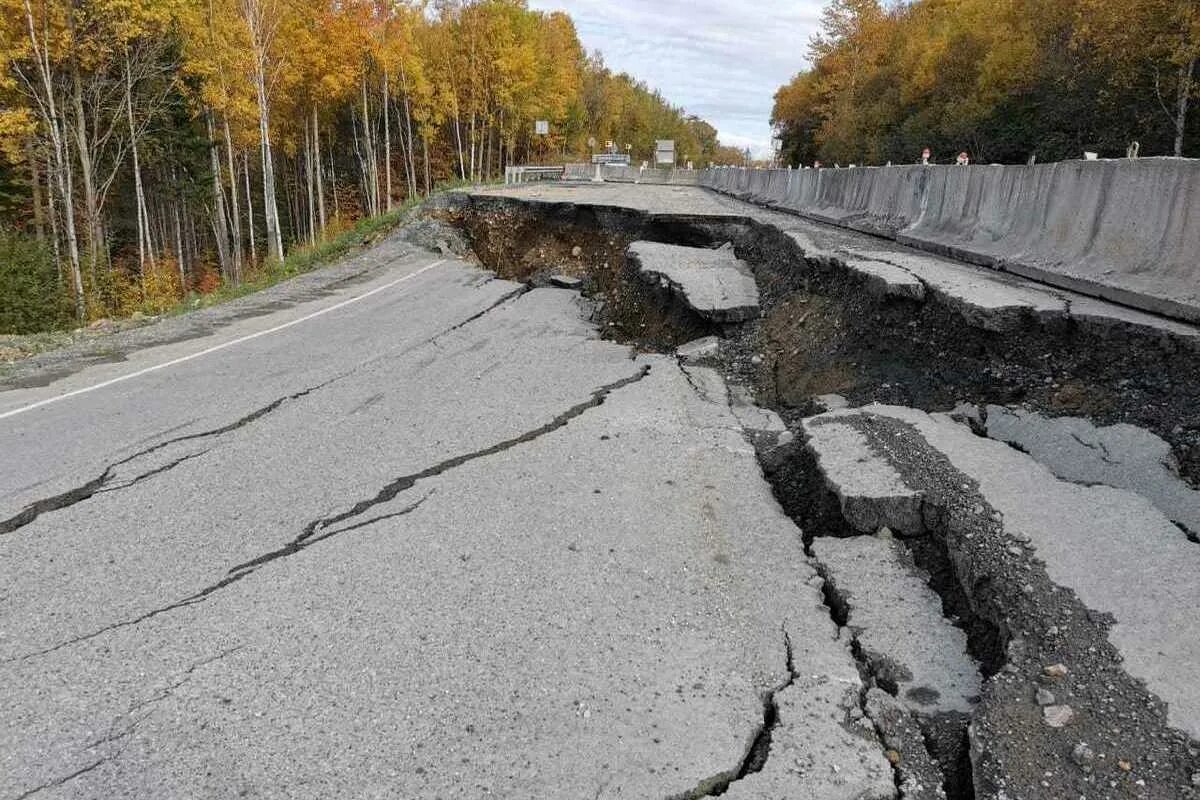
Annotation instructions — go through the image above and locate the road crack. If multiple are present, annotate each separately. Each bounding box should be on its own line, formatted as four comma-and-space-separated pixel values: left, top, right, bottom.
672, 627, 797, 798
430, 284, 530, 345
10, 366, 650, 662
286, 364, 651, 551
8, 648, 242, 800
0, 378, 337, 536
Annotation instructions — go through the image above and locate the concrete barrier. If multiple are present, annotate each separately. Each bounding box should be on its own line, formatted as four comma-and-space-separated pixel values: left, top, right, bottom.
700, 159, 1200, 323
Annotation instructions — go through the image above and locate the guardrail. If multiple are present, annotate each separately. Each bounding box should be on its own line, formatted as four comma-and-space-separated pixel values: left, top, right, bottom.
504, 166, 565, 185
561, 163, 702, 185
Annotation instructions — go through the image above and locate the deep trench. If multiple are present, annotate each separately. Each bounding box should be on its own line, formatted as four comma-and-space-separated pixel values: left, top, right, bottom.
444, 194, 1200, 800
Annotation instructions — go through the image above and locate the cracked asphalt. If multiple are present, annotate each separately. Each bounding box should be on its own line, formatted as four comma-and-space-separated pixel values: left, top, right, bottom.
0, 242, 879, 798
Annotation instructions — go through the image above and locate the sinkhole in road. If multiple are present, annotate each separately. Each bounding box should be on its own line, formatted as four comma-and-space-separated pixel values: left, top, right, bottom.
439, 191, 1200, 799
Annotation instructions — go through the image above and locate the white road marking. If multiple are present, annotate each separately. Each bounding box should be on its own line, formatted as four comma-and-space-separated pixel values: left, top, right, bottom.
0, 259, 447, 422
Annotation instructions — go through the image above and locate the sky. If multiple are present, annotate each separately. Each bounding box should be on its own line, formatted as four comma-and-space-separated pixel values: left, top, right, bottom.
527, 0, 825, 158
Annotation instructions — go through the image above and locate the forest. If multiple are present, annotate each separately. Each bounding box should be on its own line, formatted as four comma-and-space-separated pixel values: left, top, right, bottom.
0, 0, 726, 333
772, 0, 1199, 168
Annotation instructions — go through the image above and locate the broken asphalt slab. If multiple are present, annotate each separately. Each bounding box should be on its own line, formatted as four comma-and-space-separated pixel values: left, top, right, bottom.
627, 240, 761, 323
801, 403, 1200, 798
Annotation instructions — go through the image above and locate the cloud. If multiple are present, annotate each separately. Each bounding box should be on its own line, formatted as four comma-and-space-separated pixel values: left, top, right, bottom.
528, 0, 824, 158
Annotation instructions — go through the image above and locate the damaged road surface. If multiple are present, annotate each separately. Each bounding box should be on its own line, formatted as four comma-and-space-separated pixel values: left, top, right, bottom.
0, 243, 891, 798
7, 180, 1200, 800
441, 180, 1200, 799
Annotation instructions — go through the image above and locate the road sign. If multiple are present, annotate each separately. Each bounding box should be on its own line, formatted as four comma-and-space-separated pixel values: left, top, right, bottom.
591, 153, 630, 165
534, 120, 549, 135
655, 140, 675, 167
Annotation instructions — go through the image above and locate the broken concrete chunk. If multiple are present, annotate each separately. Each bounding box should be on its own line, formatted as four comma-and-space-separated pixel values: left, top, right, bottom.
722, 677, 897, 800
628, 240, 760, 323
802, 417, 925, 534
812, 536, 981, 717
984, 405, 1200, 539
846, 403, 1200, 740
548, 274, 582, 290
676, 335, 721, 362
728, 384, 788, 436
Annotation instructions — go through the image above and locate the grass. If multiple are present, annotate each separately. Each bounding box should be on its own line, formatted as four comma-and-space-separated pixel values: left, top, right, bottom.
172, 177, 487, 315
173, 204, 412, 314
1, 179, 491, 372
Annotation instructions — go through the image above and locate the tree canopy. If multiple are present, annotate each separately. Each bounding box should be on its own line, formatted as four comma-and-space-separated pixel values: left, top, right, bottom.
771, 0, 1199, 166
0, 0, 722, 329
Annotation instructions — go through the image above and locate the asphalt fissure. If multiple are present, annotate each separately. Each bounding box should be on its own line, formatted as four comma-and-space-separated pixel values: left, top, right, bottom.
286, 365, 652, 553
0, 377, 337, 537
9, 368, 651, 664
845, 412, 1199, 799
674, 630, 798, 799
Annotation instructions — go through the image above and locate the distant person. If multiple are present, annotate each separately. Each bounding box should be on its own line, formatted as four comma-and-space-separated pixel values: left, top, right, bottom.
956, 151, 970, 166
813, 160, 822, 169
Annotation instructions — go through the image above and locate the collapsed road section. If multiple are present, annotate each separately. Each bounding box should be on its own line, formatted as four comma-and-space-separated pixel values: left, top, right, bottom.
430, 180, 1200, 799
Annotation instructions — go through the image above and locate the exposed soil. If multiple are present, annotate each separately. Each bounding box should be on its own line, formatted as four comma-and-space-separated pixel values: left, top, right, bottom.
438, 202, 718, 352
443, 192, 1200, 488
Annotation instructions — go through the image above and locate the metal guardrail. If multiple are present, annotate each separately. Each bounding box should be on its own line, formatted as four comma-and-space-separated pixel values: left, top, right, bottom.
503, 166, 565, 185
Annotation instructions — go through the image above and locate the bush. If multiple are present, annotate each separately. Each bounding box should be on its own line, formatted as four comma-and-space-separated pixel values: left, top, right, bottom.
0, 229, 75, 334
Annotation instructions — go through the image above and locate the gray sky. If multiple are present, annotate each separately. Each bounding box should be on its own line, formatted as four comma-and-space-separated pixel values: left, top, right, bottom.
527, 0, 823, 157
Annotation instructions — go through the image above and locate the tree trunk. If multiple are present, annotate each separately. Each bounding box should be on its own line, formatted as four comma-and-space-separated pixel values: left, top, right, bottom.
23, 0, 84, 319
453, 114, 466, 181
330, 150, 340, 219
383, 66, 392, 211
1176, 58, 1196, 158
254, 62, 284, 262
68, 29, 101, 288
206, 110, 232, 278
26, 138, 46, 244
172, 187, 185, 288
304, 125, 316, 245
243, 152, 257, 266
240, 0, 284, 263
223, 118, 242, 282
399, 65, 418, 198
422, 134, 432, 195
125, 50, 154, 273
45, 153, 62, 282
313, 108, 326, 234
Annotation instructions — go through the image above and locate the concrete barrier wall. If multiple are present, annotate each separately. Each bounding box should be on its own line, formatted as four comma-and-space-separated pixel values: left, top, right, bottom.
700, 160, 1200, 322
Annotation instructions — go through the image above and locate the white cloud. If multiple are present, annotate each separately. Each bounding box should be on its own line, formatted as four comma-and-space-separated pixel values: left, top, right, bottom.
528, 0, 823, 158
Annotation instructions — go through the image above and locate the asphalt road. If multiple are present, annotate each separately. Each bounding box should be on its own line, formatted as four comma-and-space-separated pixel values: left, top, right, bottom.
0, 243, 880, 798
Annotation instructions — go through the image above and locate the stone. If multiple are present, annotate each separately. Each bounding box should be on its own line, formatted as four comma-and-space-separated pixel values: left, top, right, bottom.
1036, 688, 1056, 706
1071, 742, 1095, 766
1043, 705, 1075, 728
1043, 663, 1069, 679
570, 245, 582, 257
